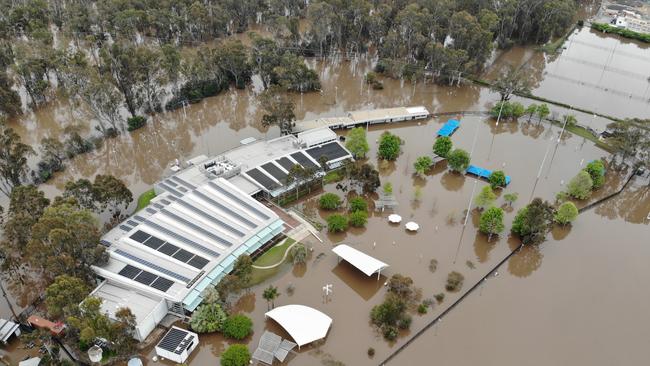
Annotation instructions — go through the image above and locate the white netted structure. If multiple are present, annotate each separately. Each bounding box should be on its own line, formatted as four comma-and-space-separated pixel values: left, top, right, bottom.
252, 331, 297, 365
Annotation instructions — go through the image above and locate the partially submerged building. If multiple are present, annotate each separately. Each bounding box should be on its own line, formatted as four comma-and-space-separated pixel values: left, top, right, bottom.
295, 106, 430, 132
88, 128, 352, 341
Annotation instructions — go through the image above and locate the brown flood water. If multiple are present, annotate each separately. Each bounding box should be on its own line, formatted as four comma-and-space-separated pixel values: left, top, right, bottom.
1, 27, 649, 366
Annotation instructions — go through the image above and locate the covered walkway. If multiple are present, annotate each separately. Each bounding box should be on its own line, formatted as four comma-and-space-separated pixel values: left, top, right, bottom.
466, 165, 511, 185
437, 119, 460, 137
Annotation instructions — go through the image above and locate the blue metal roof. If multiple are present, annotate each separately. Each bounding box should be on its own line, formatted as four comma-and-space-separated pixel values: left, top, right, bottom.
466, 165, 511, 185
437, 119, 461, 137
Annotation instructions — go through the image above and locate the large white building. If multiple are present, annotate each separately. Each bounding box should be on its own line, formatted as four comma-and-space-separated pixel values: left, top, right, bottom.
89, 128, 352, 341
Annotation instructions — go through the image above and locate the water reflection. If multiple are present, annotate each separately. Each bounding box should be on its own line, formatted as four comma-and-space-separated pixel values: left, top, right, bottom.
507, 237, 543, 278
331, 261, 385, 301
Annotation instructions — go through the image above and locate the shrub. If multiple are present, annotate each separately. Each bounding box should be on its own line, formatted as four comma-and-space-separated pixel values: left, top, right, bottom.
475, 186, 496, 210
365, 72, 384, 89
190, 303, 227, 333
222, 314, 253, 340
382, 325, 399, 341
367, 347, 375, 357
433, 136, 453, 158
555, 201, 579, 225
383, 182, 393, 195
327, 214, 348, 232
489, 171, 507, 189
348, 211, 368, 227
447, 149, 470, 172
323, 170, 343, 184
490, 101, 525, 119
503, 192, 518, 206
348, 197, 368, 213
414, 156, 433, 176
378, 131, 402, 160
290, 243, 308, 265
417, 303, 428, 314
434, 293, 445, 303
445, 271, 465, 292
126, 116, 147, 131
567, 171, 593, 200
220, 344, 251, 366
319, 193, 342, 210
397, 314, 412, 330
371, 294, 406, 327
583, 160, 605, 189
429, 258, 438, 273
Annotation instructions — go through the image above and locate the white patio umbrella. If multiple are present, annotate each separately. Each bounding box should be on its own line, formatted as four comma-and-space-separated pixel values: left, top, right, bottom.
388, 214, 402, 223
405, 221, 420, 231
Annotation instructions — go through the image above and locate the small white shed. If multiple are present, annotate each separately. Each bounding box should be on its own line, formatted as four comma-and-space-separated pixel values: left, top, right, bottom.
155, 327, 199, 364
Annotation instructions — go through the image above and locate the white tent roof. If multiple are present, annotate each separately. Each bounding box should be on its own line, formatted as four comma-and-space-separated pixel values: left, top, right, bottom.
19, 358, 41, 366
265, 305, 332, 347
331, 244, 389, 276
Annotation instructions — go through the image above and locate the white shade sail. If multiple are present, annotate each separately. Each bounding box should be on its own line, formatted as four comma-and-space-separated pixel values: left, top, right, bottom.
405, 221, 420, 231
265, 305, 332, 347
332, 244, 389, 276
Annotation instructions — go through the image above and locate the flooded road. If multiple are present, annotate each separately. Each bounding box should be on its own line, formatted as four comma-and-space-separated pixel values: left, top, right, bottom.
1, 21, 649, 366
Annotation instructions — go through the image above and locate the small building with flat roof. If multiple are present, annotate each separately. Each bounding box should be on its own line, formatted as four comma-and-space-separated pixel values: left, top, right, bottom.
0, 318, 20, 344
155, 326, 198, 364
295, 106, 430, 132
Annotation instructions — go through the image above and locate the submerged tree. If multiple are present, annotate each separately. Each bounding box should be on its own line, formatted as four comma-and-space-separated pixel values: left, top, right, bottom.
447, 148, 470, 173
490, 64, 531, 102
0, 123, 34, 196
554, 202, 579, 225
346, 127, 370, 158
260, 85, 296, 135
475, 186, 496, 210
511, 198, 554, 245
414, 156, 433, 177
479, 206, 505, 241
378, 132, 402, 160
262, 285, 280, 309
190, 303, 227, 333
433, 136, 453, 158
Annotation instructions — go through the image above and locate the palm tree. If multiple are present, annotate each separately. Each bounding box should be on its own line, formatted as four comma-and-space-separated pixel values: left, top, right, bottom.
262, 285, 280, 310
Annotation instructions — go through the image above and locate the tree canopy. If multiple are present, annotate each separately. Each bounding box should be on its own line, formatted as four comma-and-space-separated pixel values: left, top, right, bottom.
221, 344, 251, 366
475, 186, 497, 210
346, 127, 370, 158
414, 156, 433, 176
433, 137, 453, 158
447, 149, 470, 172
511, 198, 554, 245
555, 202, 579, 225
190, 303, 228, 333
479, 206, 505, 241
567, 171, 593, 200
378, 132, 402, 160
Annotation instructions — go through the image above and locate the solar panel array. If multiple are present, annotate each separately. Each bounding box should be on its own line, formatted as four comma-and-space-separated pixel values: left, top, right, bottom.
117, 264, 174, 292
115, 249, 191, 282
290, 151, 319, 169
129, 230, 210, 270
158, 328, 195, 354
306, 141, 350, 162
261, 162, 288, 182
246, 168, 280, 190
276, 157, 297, 171
143, 220, 220, 257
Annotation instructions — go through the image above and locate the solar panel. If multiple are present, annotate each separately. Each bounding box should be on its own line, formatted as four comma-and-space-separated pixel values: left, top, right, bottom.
119, 225, 132, 232
160, 209, 233, 247
208, 181, 271, 220
115, 249, 191, 283
187, 256, 210, 269
160, 199, 171, 205
146, 208, 157, 214
159, 242, 180, 256
118, 265, 141, 279
143, 236, 164, 250
171, 176, 197, 189
130, 230, 151, 243
178, 186, 188, 193
306, 141, 350, 162
261, 162, 288, 182
133, 215, 146, 222
193, 190, 257, 229
126, 220, 139, 227
100, 240, 112, 247
158, 182, 182, 197
134, 271, 157, 285
158, 328, 189, 352
151, 276, 174, 292
176, 199, 245, 237
290, 151, 319, 169
246, 168, 281, 190
172, 249, 194, 262
165, 179, 178, 187
143, 220, 220, 257
276, 157, 297, 171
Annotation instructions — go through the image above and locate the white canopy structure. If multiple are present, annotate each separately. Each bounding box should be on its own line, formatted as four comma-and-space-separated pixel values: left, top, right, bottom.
265, 305, 332, 348
332, 244, 389, 279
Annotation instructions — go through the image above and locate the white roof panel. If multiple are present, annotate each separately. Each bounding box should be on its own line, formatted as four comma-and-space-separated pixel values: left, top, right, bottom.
265, 305, 332, 347
331, 244, 389, 276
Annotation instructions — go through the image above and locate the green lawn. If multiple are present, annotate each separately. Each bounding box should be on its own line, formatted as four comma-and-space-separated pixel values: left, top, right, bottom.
253, 238, 295, 267
323, 170, 344, 184
136, 189, 156, 211
248, 267, 282, 287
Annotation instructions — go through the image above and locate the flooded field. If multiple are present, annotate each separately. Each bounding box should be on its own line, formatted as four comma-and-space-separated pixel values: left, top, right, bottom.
136, 112, 624, 366
1, 18, 650, 366
487, 26, 650, 119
